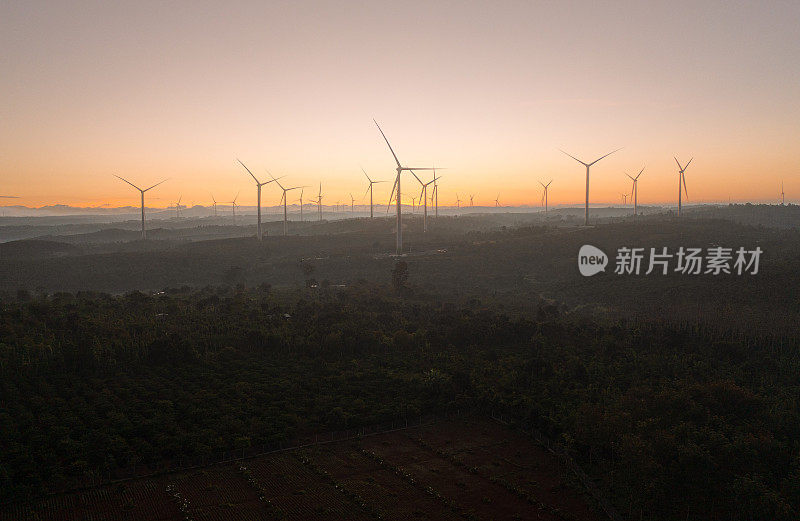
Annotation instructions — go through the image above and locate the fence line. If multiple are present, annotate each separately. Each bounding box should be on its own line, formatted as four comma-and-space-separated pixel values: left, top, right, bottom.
489, 409, 621, 521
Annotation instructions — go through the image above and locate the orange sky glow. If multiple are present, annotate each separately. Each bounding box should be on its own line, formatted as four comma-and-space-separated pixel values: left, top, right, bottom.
2, 1, 798, 209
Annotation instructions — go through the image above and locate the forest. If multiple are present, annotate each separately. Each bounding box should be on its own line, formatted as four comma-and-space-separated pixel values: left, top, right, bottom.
1, 282, 799, 520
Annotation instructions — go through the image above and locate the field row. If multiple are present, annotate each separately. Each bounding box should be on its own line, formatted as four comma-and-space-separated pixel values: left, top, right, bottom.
1, 419, 600, 521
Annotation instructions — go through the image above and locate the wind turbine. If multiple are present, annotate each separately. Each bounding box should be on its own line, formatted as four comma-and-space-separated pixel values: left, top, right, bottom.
316, 183, 323, 221
780, 181, 785, 205
494, 193, 501, 207
374, 120, 435, 255
210, 194, 219, 217
237, 159, 281, 240
411, 196, 416, 214
350, 193, 355, 213
626, 167, 644, 217
170, 195, 183, 219
432, 169, 439, 217
410, 171, 440, 233
539, 180, 553, 213
620, 193, 628, 205
456, 193, 462, 209
229, 191, 240, 223
270, 174, 304, 236
297, 187, 305, 221
469, 194, 475, 207
113, 175, 168, 239
560, 147, 622, 225
362, 168, 385, 219
674, 157, 692, 216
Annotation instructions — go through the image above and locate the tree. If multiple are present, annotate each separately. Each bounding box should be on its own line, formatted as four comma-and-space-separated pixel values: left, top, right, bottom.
391, 261, 409, 292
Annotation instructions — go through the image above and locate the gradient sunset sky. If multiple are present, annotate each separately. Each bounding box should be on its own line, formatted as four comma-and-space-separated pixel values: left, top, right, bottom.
2, 0, 798, 208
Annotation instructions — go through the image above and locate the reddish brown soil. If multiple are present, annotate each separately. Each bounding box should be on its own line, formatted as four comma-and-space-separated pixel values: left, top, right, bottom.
1, 418, 603, 521
305, 443, 462, 520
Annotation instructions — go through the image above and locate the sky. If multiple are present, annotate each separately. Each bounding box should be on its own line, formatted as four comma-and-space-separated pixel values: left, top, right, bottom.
1, 0, 799, 209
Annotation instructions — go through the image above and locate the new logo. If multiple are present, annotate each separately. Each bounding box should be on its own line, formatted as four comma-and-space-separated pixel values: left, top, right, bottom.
578, 245, 608, 276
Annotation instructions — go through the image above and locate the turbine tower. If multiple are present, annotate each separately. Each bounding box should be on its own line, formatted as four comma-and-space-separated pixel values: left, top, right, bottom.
411, 171, 439, 233
539, 180, 552, 214
374, 120, 435, 255
780, 181, 785, 205
270, 174, 304, 236
674, 157, 693, 216
560, 147, 622, 225
626, 167, 644, 217
113, 175, 168, 240
237, 159, 281, 240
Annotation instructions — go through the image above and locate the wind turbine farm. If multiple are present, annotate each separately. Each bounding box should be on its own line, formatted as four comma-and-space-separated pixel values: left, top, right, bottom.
2, 4, 799, 520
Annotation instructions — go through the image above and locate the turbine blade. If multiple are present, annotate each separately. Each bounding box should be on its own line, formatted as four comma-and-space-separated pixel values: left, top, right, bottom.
559, 149, 588, 166
684, 157, 693, 171
674, 157, 683, 170
362, 167, 372, 183
265, 170, 285, 187
373, 119, 402, 168
403, 167, 436, 171
114, 175, 142, 192
588, 147, 623, 166
388, 175, 398, 203
626, 173, 635, 181
237, 159, 261, 184
636, 166, 645, 179
143, 179, 168, 192
409, 169, 424, 185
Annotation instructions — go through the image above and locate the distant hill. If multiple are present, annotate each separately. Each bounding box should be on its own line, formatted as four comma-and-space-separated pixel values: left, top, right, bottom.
0, 239, 80, 259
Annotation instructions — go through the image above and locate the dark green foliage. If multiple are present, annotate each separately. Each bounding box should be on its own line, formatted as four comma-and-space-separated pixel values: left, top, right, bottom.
0, 286, 798, 520
391, 261, 409, 292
